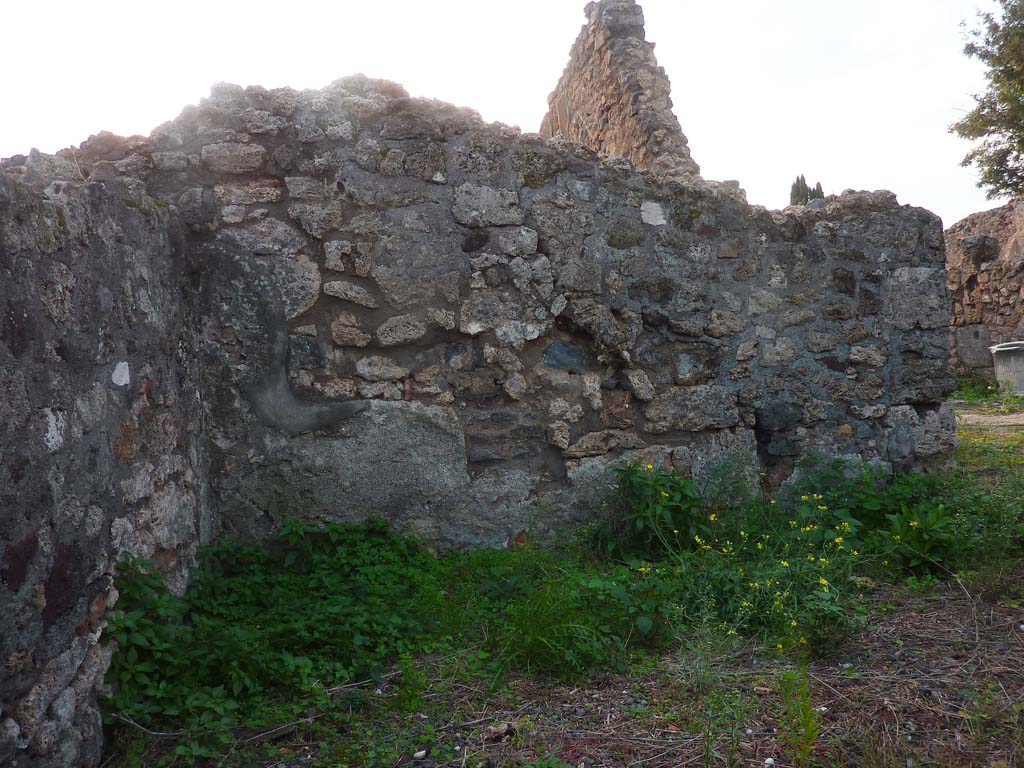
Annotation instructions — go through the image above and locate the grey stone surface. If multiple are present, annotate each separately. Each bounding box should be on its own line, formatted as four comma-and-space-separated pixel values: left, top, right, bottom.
323, 280, 378, 308
0, 172, 210, 768
643, 385, 741, 433
453, 183, 525, 227
201, 142, 267, 173
0, 7, 958, 766
543, 340, 589, 373
376, 314, 427, 346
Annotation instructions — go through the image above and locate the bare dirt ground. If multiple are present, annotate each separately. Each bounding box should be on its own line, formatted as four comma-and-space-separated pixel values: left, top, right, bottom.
957, 412, 1024, 427
330, 585, 1024, 768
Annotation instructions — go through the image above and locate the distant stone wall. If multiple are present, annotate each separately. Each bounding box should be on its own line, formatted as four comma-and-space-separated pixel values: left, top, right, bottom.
0, 158, 210, 767
946, 200, 1024, 375
540, 0, 700, 178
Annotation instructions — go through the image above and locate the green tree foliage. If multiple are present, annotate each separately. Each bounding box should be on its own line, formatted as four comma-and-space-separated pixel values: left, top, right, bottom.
953, 0, 1024, 197
790, 175, 825, 205
790, 175, 809, 205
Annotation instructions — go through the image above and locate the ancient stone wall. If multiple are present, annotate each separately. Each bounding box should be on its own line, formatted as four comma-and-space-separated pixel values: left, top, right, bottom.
0, 3, 958, 765
0, 155, 211, 767
39, 76, 955, 556
946, 200, 1024, 374
540, 0, 700, 179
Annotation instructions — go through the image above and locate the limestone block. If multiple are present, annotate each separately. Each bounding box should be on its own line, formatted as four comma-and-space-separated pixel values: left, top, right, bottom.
643, 385, 739, 433
323, 281, 378, 308
356, 356, 409, 382
331, 314, 370, 347
453, 183, 524, 227
201, 142, 267, 173
376, 315, 427, 346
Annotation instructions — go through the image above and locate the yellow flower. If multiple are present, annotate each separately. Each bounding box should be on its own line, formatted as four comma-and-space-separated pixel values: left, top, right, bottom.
780, 560, 790, 568
776, 643, 784, 653
834, 537, 844, 545
727, 629, 738, 636
770, 500, 777, 506
851, 549, 860, 556
673, 529, 679, 535
789, 520, 797, 527
790, 619, 798, 627
817, 505, 829, 511
909, 520, 920, 528
756, 542, 764, 551
800, 637, 809, 645
661, 491, 669, 497
710, 513, 718, 522
646, 464, 654, 471
819, 577, 830, 586
892, 534, 902, 542
801, 495, 810, 502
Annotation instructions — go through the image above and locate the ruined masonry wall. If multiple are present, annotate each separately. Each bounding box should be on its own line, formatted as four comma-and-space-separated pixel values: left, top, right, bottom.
945, 200, 1024, 374
540, 0, 700, 178
0, 51, 958, 768
51, 73, 957, 556
0, 159, 211, 767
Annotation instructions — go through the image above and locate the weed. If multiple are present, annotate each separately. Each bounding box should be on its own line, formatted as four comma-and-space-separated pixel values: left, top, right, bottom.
778, 666, 822, 768
527, 754, 574, 768
595, 461, 705, 560
393, 652, 427, 712
102, 442, 1024, 766
952, 378, 1024, 412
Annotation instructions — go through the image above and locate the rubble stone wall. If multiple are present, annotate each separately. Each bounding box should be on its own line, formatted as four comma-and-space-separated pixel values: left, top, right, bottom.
540, 0, 700, 178
946, 200, 1024, 374
0, 2, 957, 765
0, 158, 210, 767
49, 76, 957, 555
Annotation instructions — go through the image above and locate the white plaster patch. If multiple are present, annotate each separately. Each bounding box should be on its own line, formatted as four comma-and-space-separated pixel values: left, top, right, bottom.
112, 361, 130, 387
43, 408, 66, 453
641, 201, 667, 226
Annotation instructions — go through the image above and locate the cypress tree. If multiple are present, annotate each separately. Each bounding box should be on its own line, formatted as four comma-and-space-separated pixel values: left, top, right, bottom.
789, 175, 825, 205
790, 175, 808, 205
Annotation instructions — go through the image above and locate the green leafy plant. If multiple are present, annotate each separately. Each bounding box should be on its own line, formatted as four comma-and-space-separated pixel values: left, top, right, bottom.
885, 504, 957, 573
100, 443, 1024, 766
527, 754, 574, 768
778, 666, 822, 768
104, 519, 447, 751
595, 461, 705, 560
953, 0, 1024, 197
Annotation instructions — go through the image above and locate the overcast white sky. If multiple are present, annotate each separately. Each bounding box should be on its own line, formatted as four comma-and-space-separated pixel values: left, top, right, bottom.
1, 0, 1005, 226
